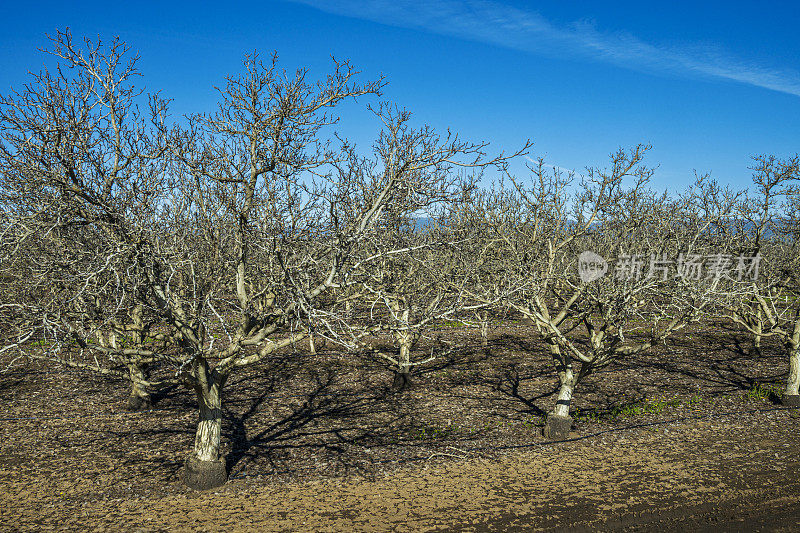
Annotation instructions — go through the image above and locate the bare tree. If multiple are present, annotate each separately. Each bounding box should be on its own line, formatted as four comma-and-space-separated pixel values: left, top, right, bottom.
718, 154, 800, 406
353, 219, 469, 390
0, 30, 174, 409
331, 106, 528, 390
469, 148, 738, 438
0, 30, 385, 489
0, 31, 528, 489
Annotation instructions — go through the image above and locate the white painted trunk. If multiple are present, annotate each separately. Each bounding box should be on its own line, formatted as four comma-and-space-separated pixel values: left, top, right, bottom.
553, 369, 576, 418
128, 364, 150, 404
754, 321, 762, 352
194, 387, 222, 462
398, 340, 411, 375
786, 348, 800, 397
308, 332, 316, 354
391, 334, 413, 391
754, 307, 762, 352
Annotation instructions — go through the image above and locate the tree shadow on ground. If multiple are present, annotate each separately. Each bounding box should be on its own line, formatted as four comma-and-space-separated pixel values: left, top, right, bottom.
42, 323, 792, 489
92, 338, 536, 482
608, 326, 785, 399
223, 362, 396, 477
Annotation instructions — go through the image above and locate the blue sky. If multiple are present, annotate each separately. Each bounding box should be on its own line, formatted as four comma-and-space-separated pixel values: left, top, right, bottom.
1, 1, 798, 190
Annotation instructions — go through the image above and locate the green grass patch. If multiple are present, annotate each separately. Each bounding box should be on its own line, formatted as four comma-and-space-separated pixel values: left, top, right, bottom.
575, 395, 689, 422
743, 381, 780, 403
412, 422, 462, 441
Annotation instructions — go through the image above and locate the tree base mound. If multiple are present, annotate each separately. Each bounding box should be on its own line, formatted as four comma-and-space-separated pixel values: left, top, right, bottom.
184, 455, 228, 490
392, 372, 413, 392
543, 414, 573, 440
782, 394, 800, 407
126, 395, 152, 411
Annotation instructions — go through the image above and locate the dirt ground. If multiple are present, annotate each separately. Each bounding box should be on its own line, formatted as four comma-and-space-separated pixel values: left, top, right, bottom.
2, 321, 800, 531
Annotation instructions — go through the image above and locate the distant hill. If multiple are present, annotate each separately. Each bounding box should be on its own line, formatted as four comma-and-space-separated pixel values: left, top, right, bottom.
414, 217, 433, 231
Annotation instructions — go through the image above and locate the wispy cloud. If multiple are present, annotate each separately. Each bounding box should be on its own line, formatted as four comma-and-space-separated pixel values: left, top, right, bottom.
288, 0, 800, 97
523, 155, 574, 175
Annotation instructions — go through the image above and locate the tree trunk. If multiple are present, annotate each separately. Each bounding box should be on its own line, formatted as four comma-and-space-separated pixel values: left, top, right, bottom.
126, 363, 151, 410
753, 308, 762, 355
552, 367, 577, 418
392, 335, 412, 391
544, 358, 577, 440
784, 346, 800, 407
184, 377, 228, 489
194, 386, 222, 462
308, 332, 316, 354
479, 311, 489, 347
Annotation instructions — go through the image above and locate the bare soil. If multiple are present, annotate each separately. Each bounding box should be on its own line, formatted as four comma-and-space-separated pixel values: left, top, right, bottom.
2, 321, 800, 531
